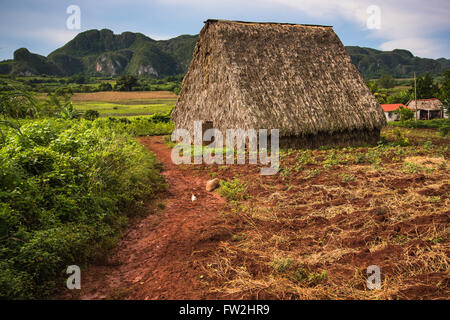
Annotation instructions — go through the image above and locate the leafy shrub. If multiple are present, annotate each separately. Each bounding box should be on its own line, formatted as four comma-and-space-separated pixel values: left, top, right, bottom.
0, 119, 165, 299
218, 178, 248, 201
393, 106, 414, 121
97, 114, 174, 136
84, 109, 100, 121
393, 128, 410, 146
97, 82, 112, 91
148, 112, 171, 123
59, 102, 83, 120
388, 118, 450, 130
439, 124, 449, 136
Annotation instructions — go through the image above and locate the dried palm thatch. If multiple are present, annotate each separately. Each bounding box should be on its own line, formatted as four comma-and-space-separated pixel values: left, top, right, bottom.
171, 19, 386, 148
407, 98, 443, 111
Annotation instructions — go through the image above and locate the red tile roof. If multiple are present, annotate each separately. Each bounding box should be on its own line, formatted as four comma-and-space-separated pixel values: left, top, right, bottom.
380, 104, 408, 112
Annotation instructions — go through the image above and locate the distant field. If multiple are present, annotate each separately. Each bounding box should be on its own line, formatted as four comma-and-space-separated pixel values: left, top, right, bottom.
71, 91, 177, 101
71, 91, 177, 116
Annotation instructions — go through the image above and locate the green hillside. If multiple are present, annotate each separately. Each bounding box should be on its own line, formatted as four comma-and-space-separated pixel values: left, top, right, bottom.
0, 28, 448, 79
10, 48, 62, 76
346, 46, 447, 78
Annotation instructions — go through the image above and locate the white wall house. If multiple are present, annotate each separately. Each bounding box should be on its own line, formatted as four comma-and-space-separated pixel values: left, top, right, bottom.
380, 104, 408, 122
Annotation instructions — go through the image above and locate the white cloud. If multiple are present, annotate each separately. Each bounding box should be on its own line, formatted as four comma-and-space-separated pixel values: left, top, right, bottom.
379, 38, 445, 59
159, 0, 450, 58
22, 28, 80, 46
271, 0, 450, 57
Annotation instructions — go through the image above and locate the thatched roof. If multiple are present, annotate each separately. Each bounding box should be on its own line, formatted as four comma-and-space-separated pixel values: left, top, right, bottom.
172, 19, 386, 137
406, 98, 443, 111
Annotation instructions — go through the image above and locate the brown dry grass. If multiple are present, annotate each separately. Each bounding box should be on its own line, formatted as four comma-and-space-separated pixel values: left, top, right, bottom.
71, 91, 177, 102
183, 128, 450, 300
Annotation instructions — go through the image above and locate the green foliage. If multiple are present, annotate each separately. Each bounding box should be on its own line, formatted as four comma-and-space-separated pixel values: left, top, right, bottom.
341, 174, 356, 182
393, 128, 410, 146
148, 112, 171, 123
58, 102, 83, 120
394, 105, 414, 121
0, 119, 165, 299
97, 82, 112, 91
115, 75, 138, 91
440, 70, 450, 117
402, 161, 421, 174
385, 89, 412, 105
84, 109, 100, 121
388, 118, 450, 131
292, 268, 328, 286
377, 74, 396, 89
67, 74, 86, 84
218, 178, 248, 201
372, 87, 413, 105
98, 113, 174, 136
305, 270, 328, 286
412, 73, 440, 99
441, 70, 450, 96
438, 123, 449, 137
0, 87, 40, 118
271, 258, 292, 273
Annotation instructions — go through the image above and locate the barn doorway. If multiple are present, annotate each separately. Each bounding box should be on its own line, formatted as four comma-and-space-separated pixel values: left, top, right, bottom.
202, 121, 214, 146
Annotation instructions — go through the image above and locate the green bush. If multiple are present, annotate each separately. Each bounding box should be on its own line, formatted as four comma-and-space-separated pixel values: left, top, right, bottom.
96, 114, 174, 136
393, 106, 414, 121
439, 124, 449, 136
388, 118, 450, 130
218, 178, 248, 201
0, 118, 165, 299
84, 109, 100, 121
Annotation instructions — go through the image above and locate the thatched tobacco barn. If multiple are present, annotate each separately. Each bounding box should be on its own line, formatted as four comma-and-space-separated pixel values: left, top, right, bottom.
406, 98, 445, 120
171, 20, 386, 148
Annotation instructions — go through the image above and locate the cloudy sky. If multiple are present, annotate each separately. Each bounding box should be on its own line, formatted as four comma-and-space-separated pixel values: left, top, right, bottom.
0, 0, 449, 61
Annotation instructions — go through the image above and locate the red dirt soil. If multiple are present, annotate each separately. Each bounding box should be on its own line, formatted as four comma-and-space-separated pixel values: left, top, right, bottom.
65, 136, 227, 299
61, 134, 449, 300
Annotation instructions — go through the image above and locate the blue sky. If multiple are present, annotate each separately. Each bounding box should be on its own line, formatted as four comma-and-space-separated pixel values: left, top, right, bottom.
0, 0, 449, 61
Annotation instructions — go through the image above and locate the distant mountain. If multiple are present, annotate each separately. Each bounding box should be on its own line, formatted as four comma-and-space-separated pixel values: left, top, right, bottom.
1, 29, 198, 77
3, 48, 62, 76
0, 29, 449, 79
345, 46, 450, 78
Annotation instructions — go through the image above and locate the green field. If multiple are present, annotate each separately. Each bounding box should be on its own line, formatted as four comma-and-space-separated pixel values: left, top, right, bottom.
68, 91, 177, 117
73, 101, 174, 116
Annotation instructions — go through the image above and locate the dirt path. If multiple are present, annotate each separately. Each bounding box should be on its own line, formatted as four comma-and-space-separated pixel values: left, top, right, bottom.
71, 136, 227, 299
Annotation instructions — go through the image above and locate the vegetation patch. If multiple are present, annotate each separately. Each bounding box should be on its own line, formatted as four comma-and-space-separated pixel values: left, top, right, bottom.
218, 178, 248, 202
0, 119, 166, 299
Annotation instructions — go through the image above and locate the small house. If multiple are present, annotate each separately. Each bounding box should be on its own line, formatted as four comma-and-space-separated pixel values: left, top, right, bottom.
407, 98, 445, 120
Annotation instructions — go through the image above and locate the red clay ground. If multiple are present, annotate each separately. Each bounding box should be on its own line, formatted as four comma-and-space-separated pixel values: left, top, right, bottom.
63, 131, 449, 300
65, 136, 229, 299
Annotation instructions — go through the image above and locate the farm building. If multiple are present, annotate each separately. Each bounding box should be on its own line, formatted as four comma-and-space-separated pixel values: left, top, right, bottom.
406, 98, 446, 120
171, 19, 386, 148
380, 103, 409, 122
